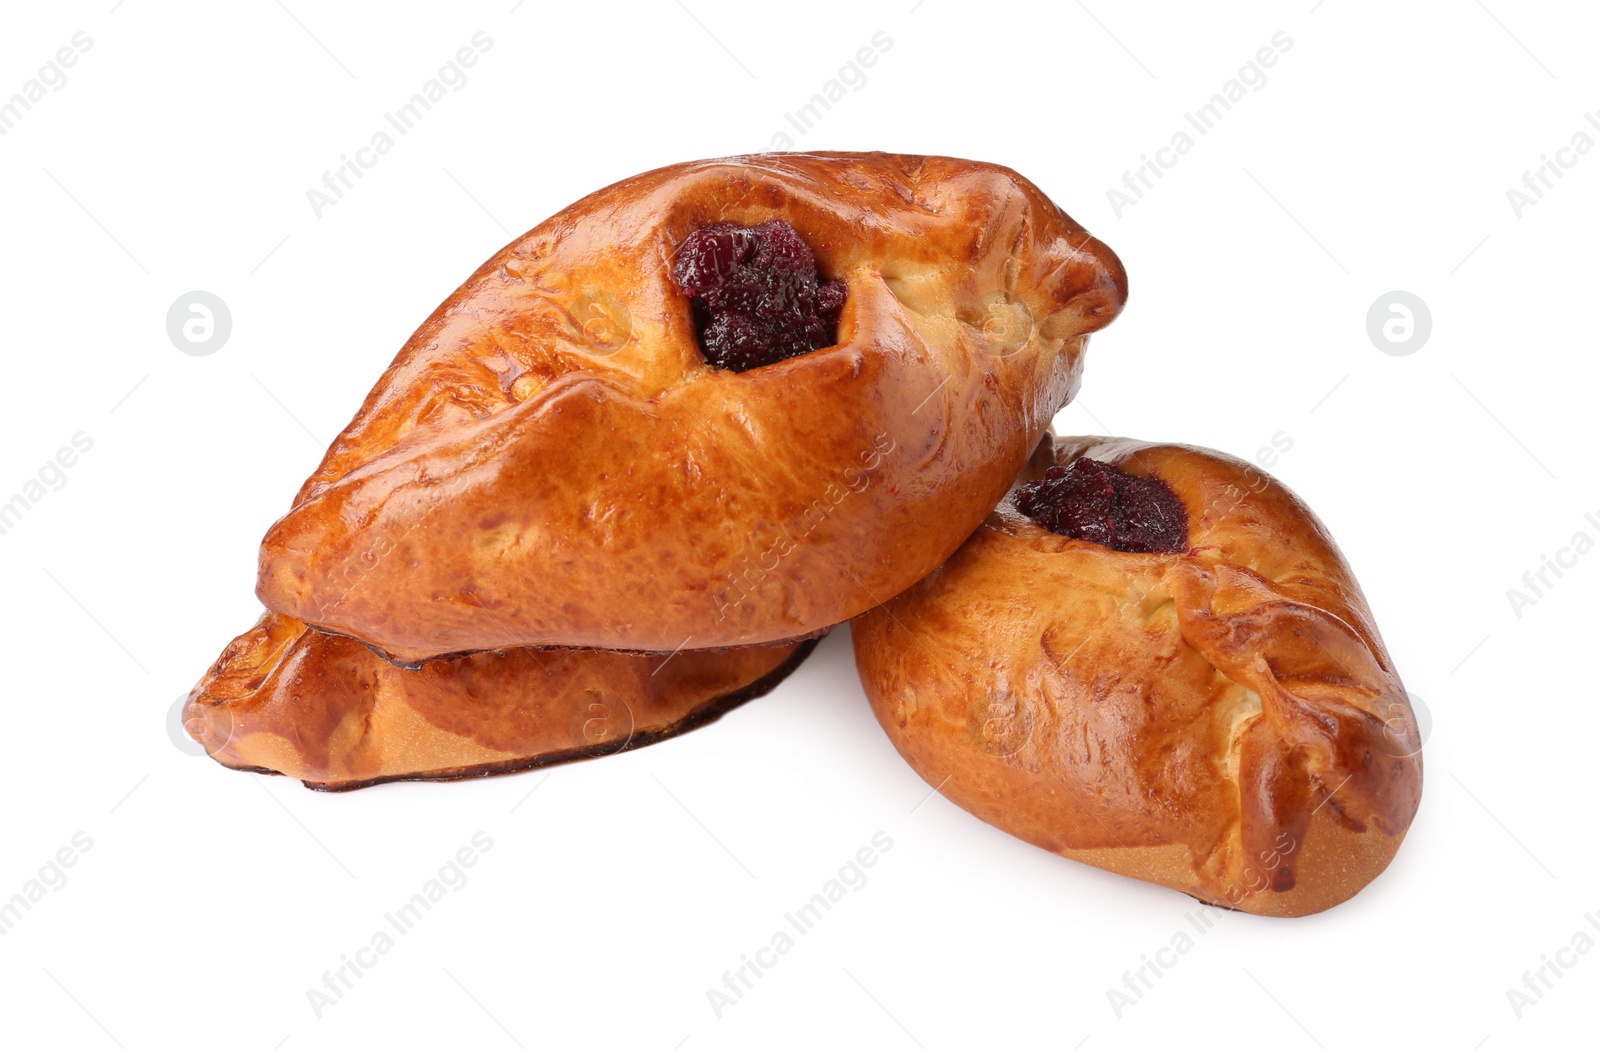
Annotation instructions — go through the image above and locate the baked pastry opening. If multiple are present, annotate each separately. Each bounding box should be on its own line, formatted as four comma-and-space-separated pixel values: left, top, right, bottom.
1015, 458, 1188, 553
671, 219, 846, 372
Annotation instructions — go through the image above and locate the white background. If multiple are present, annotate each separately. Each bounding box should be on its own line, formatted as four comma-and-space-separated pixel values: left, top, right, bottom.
1, 0, 1595, 1045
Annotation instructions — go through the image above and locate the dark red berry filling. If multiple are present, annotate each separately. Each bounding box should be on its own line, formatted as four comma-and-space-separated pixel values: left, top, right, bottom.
671, 220, 846, 373
1016, 458, 1189, 553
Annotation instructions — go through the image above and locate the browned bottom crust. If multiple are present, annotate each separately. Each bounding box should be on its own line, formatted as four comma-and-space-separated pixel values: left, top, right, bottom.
186, 611, 823, 791
226, 636, 820, 791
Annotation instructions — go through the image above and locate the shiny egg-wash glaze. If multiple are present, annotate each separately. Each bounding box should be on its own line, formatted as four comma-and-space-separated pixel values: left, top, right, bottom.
185, 613, 816, 791
853, 436, 1423, 917
255, 153, 1127, 664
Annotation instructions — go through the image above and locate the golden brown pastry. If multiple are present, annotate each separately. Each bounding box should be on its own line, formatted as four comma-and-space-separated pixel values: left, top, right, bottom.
852, 435, 1422, 917
255, 152, 1126, 664
184, 613, 815, 790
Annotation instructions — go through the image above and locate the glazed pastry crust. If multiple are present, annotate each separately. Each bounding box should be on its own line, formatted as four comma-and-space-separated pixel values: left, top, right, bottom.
185, 614, 815, 791
852, 436, 1423, 917
255, 152, 1126, 664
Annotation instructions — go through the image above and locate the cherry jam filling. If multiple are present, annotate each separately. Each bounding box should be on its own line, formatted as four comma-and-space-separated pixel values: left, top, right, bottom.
671, 219, 846, 373
1015, 458, 1189, 554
